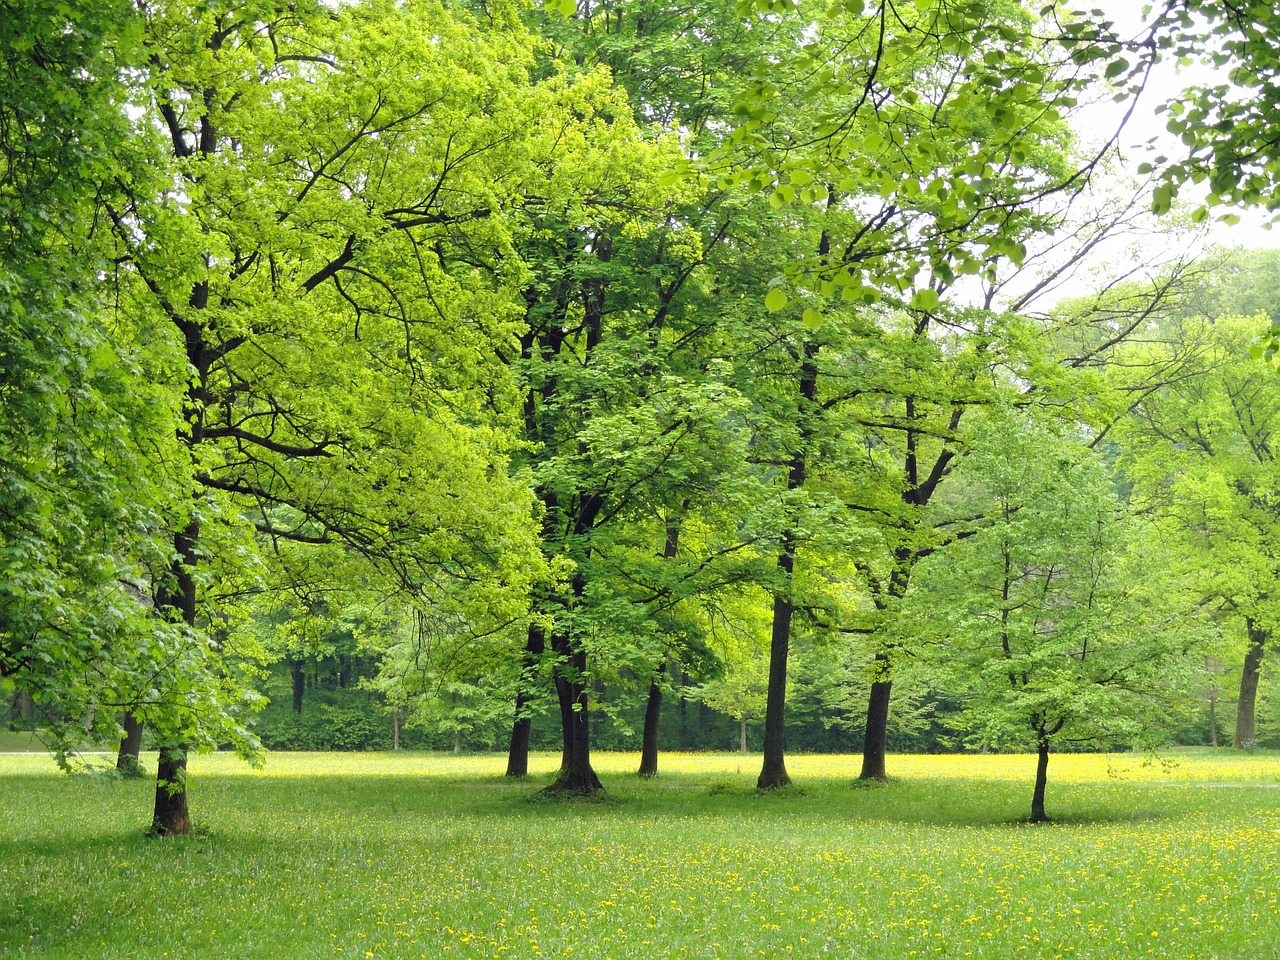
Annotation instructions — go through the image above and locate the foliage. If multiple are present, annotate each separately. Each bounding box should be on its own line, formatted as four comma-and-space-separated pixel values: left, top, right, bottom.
913, 417, 1203, 756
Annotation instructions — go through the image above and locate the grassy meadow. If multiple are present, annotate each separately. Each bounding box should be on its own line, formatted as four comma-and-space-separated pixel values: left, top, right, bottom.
2, 749, 1279, 959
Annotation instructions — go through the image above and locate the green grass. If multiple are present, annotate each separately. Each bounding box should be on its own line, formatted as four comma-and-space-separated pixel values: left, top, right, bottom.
3, 750, 1280, 959
0, 730, 53, 752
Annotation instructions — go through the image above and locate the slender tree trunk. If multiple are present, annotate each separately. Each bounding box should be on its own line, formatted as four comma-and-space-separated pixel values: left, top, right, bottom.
290, 658, 305, 714
1030, 736, 1051, 823
758, 559, 795, 789
1208, 690, 1219, 748
151, 515, 200, 837
861, 556, 914, 781
116, 712, 144, 773
637, 518, 681, 778
637, 664, 665, 777
740, 717, 748, 754
453, 730, 461, 754
1235, 617, 1267, 749
392, 710, 401, 751
860, 660, 893, 782
758, 336, 818, 790
506, 623, 545, 778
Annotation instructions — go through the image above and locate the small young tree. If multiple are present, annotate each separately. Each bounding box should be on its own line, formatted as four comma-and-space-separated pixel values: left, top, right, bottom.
912, 417, 1202, 821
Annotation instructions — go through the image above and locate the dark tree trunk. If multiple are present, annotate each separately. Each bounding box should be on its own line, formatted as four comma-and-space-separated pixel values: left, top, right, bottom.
1030, 736, 1051, 823
338, 654, 351, 688
544, 623, 601, 794
506, 623, 545, 778
116, 712, 144, 773
151, 516, 200, 837
638, 664, 665, 777
637, 518, 681, 778
1235, 617, 1267, 749
152, 743, 191, 836
860, 658, 893, 781
757, 338, 818, 791
290, 658, 306, 714
758, 560, 795, 789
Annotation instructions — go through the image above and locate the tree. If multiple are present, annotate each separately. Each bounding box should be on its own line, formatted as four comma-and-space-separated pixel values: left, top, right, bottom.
0, 0, 256, 767
1115, 303, 1280, 750
104, 0, 571, 831
911, 416, 1200, 821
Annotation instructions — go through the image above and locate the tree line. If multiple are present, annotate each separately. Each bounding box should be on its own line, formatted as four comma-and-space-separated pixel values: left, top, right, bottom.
5, 0, 1280, 830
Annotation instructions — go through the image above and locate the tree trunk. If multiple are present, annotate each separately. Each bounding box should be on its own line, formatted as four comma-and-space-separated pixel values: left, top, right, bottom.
637, 518, 681, 778
757, 336, 817, 791
758, 558, 794, 789
1208, 690, 1219, 748
740, 717, 748, 754
290, 658, 306, 714
116, 712, 144, 773
860, 660, 893, 781
1030, 736, 1051, 823
14, 689, 34, 725
1235, 617, 1267, 749
392, 710, 401, 750
544, 637, 602, 794
506, 623, 545, 778
151, 744, 191, 836
453, 730, 462, 754
637, 664, 665, 777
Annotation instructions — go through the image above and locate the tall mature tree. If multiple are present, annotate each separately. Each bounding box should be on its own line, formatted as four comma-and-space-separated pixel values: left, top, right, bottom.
0, 0, 244, 760
107, 0, 576, 831
1116, 306, 1280, 750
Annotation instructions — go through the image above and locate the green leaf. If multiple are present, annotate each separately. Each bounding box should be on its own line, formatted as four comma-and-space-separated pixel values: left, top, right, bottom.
910, 288, 940, 311
765, 288, 788, 312
1104, 57, 1129, 80
802, 307, 824, 330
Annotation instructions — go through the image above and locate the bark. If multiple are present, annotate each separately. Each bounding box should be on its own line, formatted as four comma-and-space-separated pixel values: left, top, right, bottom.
544, 630, 602, 795
290, 658, 306, 714
392, 710, 401, 751
758, 560, 794, 789
1206, 685, 1219, 748
1234, 617, 1267, 749
757, 338, 818, 791
151, 744, 191, 836
116, 712, 144, 773
453, 730, 462, 754
150, 516, 200, 836
505, 623, 545, 778
861, 555, 913, 781
1030, 736, 1051, 823
637, 518, 681, 779
637, 664, 665, 777
739, 717, 748, 754
859, 659, 893, 782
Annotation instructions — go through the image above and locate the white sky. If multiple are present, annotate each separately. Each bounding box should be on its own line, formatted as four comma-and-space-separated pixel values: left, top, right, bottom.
995, 2, 1280, 311
1082, 1, 1279, 250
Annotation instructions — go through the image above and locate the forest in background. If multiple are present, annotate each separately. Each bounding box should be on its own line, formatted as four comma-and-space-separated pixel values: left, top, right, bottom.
8, 0, 1280, 830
